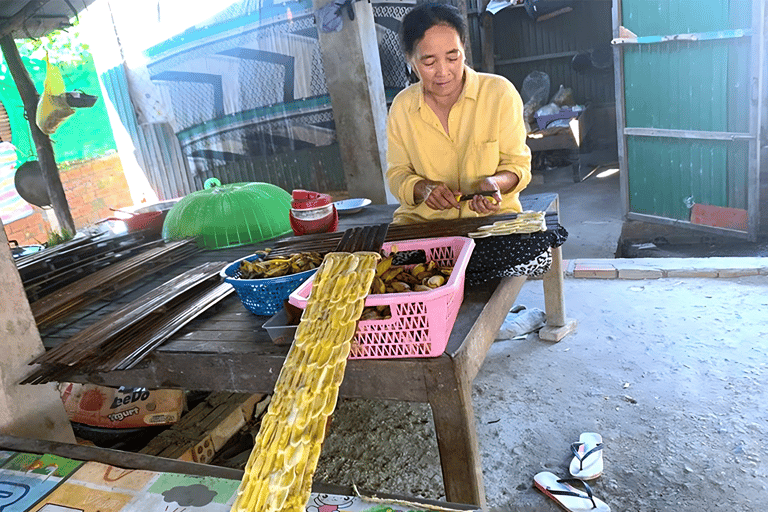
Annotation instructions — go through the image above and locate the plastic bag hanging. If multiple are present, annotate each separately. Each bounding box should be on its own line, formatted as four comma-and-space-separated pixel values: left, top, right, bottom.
36, 54, 75, 135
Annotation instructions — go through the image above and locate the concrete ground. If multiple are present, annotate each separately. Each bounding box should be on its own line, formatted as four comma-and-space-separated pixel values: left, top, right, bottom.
315, 165, 768, 510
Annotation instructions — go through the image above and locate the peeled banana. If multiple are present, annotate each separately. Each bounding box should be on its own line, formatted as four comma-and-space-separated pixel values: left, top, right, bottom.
468, 211, 547, 238
230, 251, 379, 512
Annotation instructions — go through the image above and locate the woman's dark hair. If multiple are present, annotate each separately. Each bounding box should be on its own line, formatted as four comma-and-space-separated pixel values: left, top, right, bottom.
400, 3, 466, 57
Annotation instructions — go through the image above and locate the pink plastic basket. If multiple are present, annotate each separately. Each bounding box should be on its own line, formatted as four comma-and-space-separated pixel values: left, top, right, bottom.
288, 236, 475, 359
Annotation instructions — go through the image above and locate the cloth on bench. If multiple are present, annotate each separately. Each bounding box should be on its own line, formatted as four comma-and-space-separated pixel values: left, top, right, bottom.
465, 225, 568, 286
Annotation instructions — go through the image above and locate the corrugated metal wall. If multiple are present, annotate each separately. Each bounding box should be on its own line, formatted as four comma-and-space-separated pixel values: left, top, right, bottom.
492, 1, 615, 106
621, 0, 753, 222
100, 65, 194, 200
198, 144, 346, 193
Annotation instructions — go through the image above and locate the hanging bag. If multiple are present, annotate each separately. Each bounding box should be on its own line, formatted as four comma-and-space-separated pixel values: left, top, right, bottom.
36, 54, 75, 135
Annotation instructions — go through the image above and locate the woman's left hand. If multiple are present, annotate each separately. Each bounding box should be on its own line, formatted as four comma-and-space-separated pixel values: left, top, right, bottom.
467, 177, 503, 214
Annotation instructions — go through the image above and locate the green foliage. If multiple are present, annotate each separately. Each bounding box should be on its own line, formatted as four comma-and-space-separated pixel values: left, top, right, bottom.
16, 19, 91, 64
46, 228, 74, 247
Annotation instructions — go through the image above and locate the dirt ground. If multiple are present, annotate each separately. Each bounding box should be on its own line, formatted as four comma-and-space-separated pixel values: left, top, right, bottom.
315, 274, 768, 511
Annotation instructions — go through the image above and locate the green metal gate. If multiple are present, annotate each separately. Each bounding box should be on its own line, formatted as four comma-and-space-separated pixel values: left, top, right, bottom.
613, 0, 765, 240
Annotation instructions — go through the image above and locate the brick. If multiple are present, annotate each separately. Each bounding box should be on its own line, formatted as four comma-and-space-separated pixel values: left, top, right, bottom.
617, 268, 663, 279
717, 268, 760, 278
572, 262, 617, 279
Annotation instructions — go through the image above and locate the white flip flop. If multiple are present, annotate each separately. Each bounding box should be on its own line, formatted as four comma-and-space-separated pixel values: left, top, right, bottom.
534, 471, 611, 512
569, 432, 604, 480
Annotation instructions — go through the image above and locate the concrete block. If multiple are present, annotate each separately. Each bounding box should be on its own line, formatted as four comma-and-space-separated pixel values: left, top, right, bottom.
618, 268, 663, 279
572, 262, 617, 279
717, 268, 760, 278
666, 269, 719, 278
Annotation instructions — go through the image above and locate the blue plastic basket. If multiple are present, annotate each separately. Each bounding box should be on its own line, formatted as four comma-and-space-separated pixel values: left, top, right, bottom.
220, 255, 318, 316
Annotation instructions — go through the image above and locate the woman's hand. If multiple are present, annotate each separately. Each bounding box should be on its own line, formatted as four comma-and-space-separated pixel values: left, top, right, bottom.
415, 180, 460, 211
467, 177, 503, 214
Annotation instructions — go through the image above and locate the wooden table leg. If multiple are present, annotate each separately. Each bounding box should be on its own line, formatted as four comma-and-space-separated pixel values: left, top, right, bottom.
424, 360, 486, 508
539, 244, 577, 341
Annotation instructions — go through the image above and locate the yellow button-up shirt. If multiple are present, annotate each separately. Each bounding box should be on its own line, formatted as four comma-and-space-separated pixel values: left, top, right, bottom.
386, 66, 531, 224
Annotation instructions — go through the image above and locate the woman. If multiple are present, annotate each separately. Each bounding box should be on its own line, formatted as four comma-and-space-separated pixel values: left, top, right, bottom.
386, 2, 532, 224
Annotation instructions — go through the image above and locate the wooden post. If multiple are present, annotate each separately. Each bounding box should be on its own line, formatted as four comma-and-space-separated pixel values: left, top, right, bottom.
0, 34, 76, 235
480, 10, 495, 73
539, 197, 577, 341
314, 0, 393, 204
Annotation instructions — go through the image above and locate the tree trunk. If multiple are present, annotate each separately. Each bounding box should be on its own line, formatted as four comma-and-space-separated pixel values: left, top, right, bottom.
0, 34, 75, 235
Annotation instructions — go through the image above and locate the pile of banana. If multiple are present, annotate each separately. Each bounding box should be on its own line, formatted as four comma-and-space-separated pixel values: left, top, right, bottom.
230, 252, 379, 512
238, 251, 324, 279
468, 210, 547, 238
370, 255, 452, 295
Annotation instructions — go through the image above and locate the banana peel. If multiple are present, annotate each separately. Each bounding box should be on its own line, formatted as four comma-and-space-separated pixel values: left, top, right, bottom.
367, 254, 450, 296
238, 251, 323, 279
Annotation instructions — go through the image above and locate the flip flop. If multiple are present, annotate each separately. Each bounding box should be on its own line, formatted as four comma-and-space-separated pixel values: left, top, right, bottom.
533, 471, 611, 512
569, 432, 604, 480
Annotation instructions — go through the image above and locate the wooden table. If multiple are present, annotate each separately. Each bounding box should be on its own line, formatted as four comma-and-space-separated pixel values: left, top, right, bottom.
62, 193, 575, 508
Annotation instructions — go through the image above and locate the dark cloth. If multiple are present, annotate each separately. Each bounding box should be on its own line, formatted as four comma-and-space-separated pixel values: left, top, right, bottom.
465, 225, 568, 286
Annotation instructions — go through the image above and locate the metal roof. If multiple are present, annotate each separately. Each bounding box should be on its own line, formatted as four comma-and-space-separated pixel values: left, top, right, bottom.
0, 0, 97, 39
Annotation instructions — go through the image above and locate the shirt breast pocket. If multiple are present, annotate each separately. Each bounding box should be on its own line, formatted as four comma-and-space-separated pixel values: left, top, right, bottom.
464, 140, 500, 178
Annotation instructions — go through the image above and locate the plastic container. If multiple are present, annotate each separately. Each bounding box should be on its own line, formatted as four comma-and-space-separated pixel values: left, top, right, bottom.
262, 308, 298, 345
221, 255, 318, 316
289, 236, 475, 359
289, 189, 338, 235
163, 178, 293, 249
535, 105, 584, 130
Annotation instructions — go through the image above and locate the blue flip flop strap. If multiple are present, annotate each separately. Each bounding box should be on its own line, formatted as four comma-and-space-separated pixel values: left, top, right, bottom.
547, 478, 598, 509
571, 441, 604, 470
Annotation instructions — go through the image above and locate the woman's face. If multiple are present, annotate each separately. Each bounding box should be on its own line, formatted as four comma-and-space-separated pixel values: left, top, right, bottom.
411, 24, 465, 102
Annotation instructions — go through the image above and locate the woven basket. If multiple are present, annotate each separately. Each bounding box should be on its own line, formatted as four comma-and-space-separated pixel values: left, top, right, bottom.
221, 255, 317, 316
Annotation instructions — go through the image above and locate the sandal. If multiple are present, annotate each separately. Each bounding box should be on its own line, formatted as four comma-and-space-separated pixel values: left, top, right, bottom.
534, 471, 611, 512
569, 432, 604, 480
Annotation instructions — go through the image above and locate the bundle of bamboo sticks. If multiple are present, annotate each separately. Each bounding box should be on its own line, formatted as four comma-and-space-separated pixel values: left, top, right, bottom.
30, 239, 198, 327
22, 261, 231, 385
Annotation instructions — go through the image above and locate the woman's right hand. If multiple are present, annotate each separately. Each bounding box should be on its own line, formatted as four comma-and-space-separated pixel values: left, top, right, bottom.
415, 180, 460, 211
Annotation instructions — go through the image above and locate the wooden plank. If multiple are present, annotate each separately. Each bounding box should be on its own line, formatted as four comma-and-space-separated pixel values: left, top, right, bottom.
691, 204, 748, 231
626, 211, 752, 239
168, 330, 270, 345
623, 127, 753, 141
613, 0, 630, 219
496, 50, 579, 67
71, 351, 432, 402
160, 339, 282, 355
0, 434, 243, 480
612, 27, 752, 46
747, 0, 765, 240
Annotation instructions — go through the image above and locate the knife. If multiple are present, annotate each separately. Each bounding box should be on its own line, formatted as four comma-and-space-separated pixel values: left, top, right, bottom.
457, 190, 499, 202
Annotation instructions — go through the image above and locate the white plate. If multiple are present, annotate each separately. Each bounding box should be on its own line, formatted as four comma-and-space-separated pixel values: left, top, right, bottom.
334, 198, 371, 214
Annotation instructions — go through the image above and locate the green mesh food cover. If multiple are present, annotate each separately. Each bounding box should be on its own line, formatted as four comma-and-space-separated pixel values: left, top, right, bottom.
162, 178, 292, 249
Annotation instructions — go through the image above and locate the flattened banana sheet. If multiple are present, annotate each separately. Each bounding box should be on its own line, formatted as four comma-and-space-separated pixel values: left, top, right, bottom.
230, 252, 379, 512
